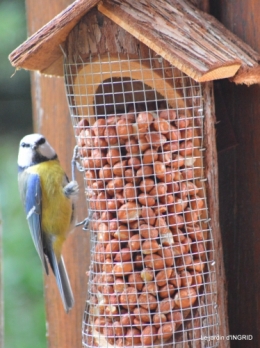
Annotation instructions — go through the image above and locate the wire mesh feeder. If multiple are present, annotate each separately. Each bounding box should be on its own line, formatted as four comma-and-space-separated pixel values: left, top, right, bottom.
64, 50, 219, 348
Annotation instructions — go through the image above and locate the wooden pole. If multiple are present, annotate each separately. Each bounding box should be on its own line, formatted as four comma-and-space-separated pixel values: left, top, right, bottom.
211, 1, 260, 345
26, 1, 90, 347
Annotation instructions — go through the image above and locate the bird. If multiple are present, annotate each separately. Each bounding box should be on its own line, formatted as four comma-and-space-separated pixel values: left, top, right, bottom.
17, 133, 78, 312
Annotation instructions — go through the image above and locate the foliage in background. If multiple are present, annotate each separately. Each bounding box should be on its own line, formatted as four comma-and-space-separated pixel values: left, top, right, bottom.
0, 0, 46, 347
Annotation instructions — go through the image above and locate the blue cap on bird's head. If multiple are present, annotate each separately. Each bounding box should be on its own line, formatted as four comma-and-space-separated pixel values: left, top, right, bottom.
18, 133, 57, 169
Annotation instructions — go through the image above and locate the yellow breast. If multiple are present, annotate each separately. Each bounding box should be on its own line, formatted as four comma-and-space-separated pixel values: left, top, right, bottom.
27, 160, 72, 255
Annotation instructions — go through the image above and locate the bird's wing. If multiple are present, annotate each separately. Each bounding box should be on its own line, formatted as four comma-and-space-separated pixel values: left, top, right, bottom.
25, 173, 49, 274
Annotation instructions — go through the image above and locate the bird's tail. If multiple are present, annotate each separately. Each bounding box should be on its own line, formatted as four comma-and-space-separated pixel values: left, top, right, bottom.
50, 253, 74, 312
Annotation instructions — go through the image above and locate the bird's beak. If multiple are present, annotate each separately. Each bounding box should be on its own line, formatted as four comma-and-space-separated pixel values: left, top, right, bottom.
31, 143, 37, 150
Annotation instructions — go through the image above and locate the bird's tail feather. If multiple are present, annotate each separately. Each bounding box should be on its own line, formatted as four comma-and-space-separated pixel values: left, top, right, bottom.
49, 252, 74, 312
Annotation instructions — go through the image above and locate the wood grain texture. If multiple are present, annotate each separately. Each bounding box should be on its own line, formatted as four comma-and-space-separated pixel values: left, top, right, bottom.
203, 82, 230, 347
211, 1, 260, 346
10, 0, 260, 84
26, 1, 90, 348
98, 0, 249, 82
11, 0, 99, 75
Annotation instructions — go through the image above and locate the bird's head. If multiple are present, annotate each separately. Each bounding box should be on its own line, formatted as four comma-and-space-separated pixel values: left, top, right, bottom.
18, 133, 57, 169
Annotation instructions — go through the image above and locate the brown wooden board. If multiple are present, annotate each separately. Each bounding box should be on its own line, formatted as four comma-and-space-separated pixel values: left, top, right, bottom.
13, 0, 100, 76
26, 1, 90, 347
9, 0, 260, 84
211, 1, 260, 346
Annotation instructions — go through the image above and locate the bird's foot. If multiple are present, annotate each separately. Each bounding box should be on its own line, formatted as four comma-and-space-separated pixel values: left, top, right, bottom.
63, 180, 79, 197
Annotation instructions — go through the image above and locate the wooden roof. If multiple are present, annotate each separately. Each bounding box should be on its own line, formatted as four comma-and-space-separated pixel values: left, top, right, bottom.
9, 0, 260, 84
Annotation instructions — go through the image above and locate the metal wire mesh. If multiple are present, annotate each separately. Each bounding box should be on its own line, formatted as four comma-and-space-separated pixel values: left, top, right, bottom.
64, 49, 219, 348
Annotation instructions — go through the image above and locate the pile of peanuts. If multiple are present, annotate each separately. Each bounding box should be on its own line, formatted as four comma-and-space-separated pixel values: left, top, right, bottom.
77, 109, 207, 347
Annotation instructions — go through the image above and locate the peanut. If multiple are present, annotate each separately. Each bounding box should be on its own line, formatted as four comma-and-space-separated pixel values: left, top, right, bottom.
158, 322, 176, 340
119, 287, 138, 309
144, 254, 165, 270
125, 138, 139, 155
141, 206, 156, 226
141, 325, 158, 346
153, 161, 167, 180
180, 270, 193, 287
139, 178, 155, 193
118, 202, 142, 222
114, 247, 131, 262
167, 311, 183, 328
106, 148, 120, 166
128, 156, 141, 170
75, 118, 89, 136
104, 125, 118, 145
146, 132, 167, 149
158, 283, 175, 298
116, 119, 133, 141
136, 112, 153, 133
143, 148, 159, 164
153, 117, 171, 134
125, 328, 141, 345
140, 224, 159, 239
138, 293, 157, 311
141, 268, 154, 282
153, 313, 167, 328
113, 321, 126, 337
113, 262, 133, 276
142, 240, 161, 254
114, 278, 127, 293
133, 307, 151, 323
174, 287, 197, 308
128, 273, 144, 291
157, 297, 175, 314
138, 192, 156, 206
159, 109, 176, 121
157, 247, 174, 267
155, 268, 172, 287
128, 234, 141, 251
113, 160, 127, 176
93, 118, 106, 136
114, 225, 131, 241
142, 282, 158, 296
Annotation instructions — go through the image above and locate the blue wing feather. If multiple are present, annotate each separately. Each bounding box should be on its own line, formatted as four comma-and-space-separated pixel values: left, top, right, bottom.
25, 173, 49, 274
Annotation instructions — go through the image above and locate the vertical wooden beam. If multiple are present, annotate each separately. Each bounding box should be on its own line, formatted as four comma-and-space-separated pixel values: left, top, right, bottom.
203, 82, 230, 346
211, 1, 260, 344
26, 1, 90, 347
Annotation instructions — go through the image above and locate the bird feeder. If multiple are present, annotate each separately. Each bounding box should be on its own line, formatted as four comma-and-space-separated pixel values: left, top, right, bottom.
9, 0, 260, 347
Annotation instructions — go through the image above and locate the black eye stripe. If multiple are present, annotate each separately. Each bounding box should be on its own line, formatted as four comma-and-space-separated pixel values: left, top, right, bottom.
36, 137, 46, 146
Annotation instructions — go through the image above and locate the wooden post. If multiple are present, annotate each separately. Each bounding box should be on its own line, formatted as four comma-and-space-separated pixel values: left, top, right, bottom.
211, 1, 260, 345
26, 1, 90, 347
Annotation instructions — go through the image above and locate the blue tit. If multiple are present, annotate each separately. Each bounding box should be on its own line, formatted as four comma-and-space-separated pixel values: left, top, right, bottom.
17, 133, 79, 312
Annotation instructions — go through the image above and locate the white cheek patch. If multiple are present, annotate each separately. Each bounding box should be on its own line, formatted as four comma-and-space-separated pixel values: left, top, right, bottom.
18, 147, 34, 168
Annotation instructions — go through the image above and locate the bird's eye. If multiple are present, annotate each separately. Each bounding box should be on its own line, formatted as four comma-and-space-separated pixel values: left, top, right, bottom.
21, 142, 30, 148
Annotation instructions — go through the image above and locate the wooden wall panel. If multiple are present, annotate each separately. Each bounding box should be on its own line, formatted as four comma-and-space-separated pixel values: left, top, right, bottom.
211, 1, 260, 346
26, 1, 90, 347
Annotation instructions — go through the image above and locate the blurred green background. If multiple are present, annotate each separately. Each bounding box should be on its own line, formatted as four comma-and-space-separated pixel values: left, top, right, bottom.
0, 0, 46, 347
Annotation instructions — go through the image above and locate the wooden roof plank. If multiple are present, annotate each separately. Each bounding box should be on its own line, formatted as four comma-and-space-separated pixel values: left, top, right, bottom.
9, 0, 100, 75
98, 0, 259, 81
8, 0, 260, 83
